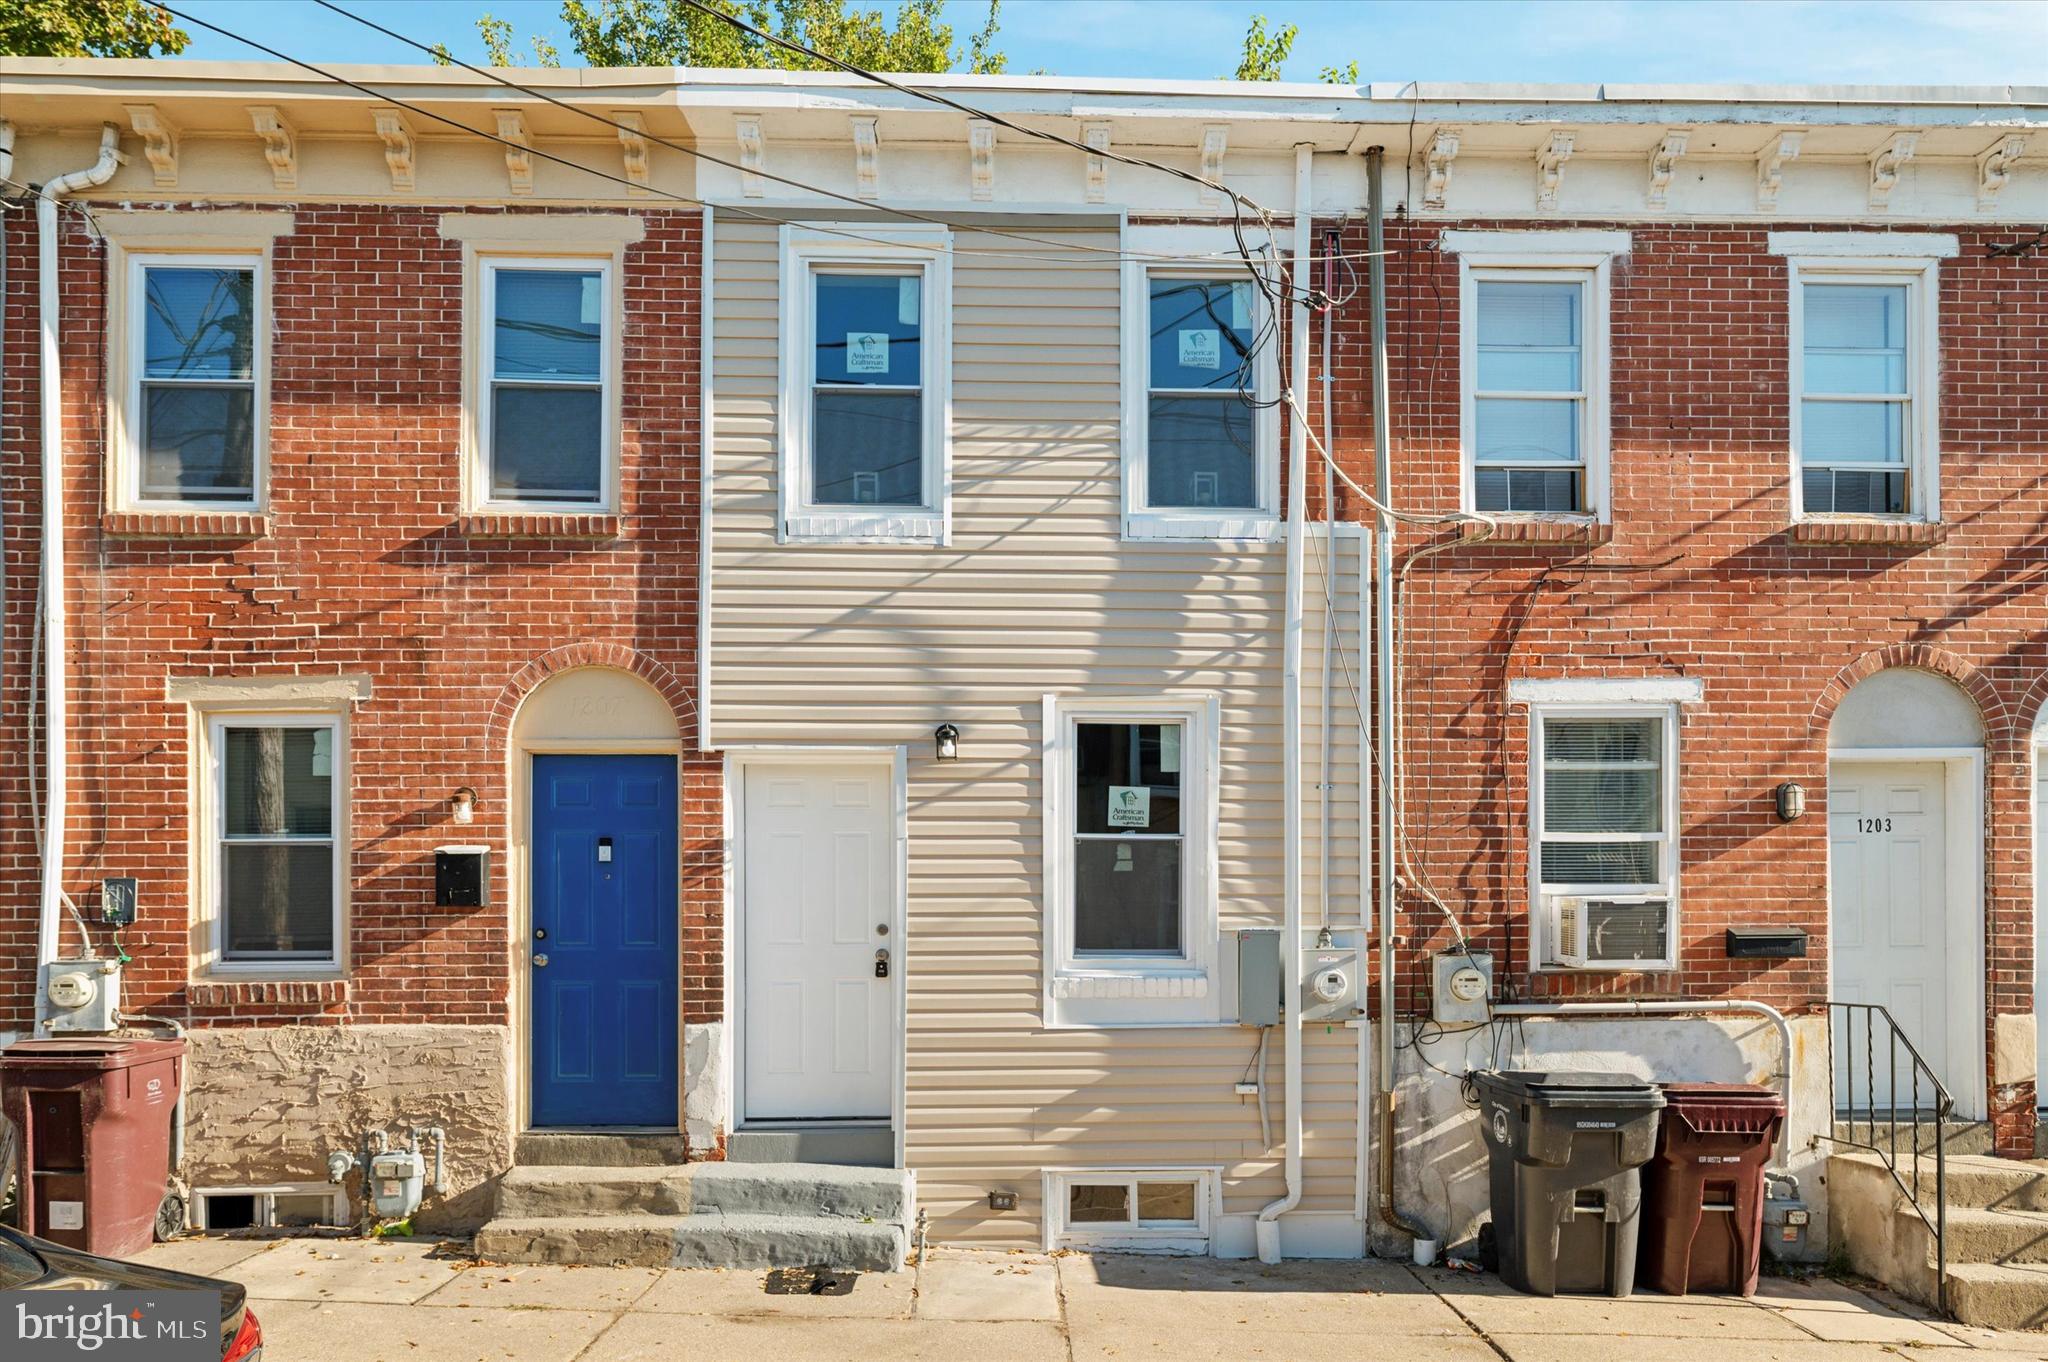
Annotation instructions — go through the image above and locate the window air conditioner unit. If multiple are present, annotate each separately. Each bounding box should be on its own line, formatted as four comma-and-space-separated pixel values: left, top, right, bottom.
1544, 894, 1673, 970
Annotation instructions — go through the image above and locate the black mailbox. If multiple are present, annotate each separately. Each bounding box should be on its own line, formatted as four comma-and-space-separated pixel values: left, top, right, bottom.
1725, 926, 1807, 959
435, 846, 489, 907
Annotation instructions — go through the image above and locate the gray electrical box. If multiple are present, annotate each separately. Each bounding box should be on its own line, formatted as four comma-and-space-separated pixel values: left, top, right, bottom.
1236, 928, 1282, 1026
1431, 950, 1494, 1025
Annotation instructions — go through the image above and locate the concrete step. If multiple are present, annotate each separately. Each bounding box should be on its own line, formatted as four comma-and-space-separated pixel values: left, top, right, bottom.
515, 1132, 690, 1167
495, 1165, 691, 1218
1913, 1205, 2048, 1266
727, 1124, 893, 1167
689, 1162, 909, 1222
474, 1212, 906, 1272
1832, 1119, 1992, 1158
1945, 1261, 2048, 1331
1842, 1150, 2048, 1213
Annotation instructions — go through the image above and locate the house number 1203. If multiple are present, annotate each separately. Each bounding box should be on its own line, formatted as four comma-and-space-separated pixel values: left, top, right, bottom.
1856, 817, 1894, 833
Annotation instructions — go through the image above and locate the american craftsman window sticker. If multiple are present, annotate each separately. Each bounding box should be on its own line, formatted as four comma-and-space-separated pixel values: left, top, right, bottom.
1107, 785, 1151, 828
846, 331, 891, 375
1177, 329, 1221, 370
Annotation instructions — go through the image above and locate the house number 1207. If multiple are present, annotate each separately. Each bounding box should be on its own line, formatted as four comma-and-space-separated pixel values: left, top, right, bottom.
1856, 817, 1893, 833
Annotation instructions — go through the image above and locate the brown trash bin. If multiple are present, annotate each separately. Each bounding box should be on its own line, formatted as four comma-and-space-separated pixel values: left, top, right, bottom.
0, 1038, 185, 1258
1640, 1082, 1785, 1296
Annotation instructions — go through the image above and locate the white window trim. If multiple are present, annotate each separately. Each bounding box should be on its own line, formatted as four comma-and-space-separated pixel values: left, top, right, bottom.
117, 250, 269, 514
1040, 1166, 1221, 1254
777, 223, 953, 544
1042, 692, 1221, 1027
1454, 238, 1619, 524
1781, 251, 1943, 524
1526, 701, 1681, 973
198, 710, 347, 978
1120, 226, 1282, 542
474, 255, 619, 514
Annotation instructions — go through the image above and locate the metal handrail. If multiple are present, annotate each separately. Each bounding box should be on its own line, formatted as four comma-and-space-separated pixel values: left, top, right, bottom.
1818, 1001, 1953, 1316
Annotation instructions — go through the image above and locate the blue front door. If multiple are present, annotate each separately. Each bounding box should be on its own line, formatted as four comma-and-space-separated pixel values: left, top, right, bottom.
531, 754, 678, 1128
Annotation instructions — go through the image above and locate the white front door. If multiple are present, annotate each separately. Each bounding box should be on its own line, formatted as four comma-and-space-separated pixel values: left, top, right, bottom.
741, 761, 893, 1121
1830, 761, 1949, 1110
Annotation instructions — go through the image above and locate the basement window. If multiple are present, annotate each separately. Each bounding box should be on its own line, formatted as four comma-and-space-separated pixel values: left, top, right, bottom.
194, 1185, 347, 1232
1043, 1169, 1216, 1253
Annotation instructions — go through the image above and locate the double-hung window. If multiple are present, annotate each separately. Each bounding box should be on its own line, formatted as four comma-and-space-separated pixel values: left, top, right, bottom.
130, 255, 262, 508
1121, 228, 1280, 540
1449, 231, 1624, 521
1531, 706, 1679, 970
1043, 694, 1219, 1026
1776, 233, 1951, 523
1471, 278, 1587, 513
779, 225, 950, 543
481, 259, 611, 507
211, 714, 343, 968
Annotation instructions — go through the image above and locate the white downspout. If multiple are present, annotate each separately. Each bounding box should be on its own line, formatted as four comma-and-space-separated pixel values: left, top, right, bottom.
33, 124, 122, 1033
1257, 143, 1314, 1264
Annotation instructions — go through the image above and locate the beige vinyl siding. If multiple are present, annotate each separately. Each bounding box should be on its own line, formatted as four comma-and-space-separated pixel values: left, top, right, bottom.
710, 215, 1367, 1247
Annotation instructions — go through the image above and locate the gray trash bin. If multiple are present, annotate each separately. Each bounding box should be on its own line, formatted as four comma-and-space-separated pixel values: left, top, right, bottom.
1473, 1069, 1666, 1297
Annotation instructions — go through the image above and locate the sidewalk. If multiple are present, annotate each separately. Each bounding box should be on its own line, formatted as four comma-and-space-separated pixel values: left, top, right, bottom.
136, 1236, 2048, 1361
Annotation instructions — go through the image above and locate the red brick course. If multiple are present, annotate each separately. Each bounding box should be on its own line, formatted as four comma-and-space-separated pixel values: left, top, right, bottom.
0, 203, 720, 1034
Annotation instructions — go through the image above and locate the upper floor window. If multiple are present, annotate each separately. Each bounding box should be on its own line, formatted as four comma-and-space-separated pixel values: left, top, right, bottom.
1773, 232, 1952, 524
128, 255, 263, 509
779, 225, 951, 544
481, 258, 612, 508
1121, 228, 1280, 541
1447, 230, 1625, 523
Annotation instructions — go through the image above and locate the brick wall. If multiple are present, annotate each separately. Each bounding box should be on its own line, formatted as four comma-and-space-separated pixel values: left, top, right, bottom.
1324, 218, 2047, 1149
0, 203, 719, 1033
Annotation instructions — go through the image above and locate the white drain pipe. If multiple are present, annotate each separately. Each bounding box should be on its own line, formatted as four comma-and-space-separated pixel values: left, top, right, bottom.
33, 125, 122, 1033
1256, 143, 1314, 1264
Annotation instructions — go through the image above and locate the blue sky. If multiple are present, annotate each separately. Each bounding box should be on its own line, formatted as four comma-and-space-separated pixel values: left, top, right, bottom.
166, 0, 2048, 84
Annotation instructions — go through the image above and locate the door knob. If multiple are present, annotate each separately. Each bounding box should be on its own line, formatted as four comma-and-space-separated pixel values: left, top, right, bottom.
533, 954, 550, 968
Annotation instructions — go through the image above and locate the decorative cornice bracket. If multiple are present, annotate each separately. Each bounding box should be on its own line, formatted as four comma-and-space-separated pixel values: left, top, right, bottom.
371, 107, 414, 193
613, 111, 650, 196
1199, 124, 1228, 208
1647, 128, 1690, 210
494, 108, 533, 195
125, 104, 178, 188
734, 114, 766, 197
850, 115, 879, 200
1756, 130, 1803, 211
1977, 134, 2027, 212
1535, 129, 1574, 211
968, 118, 995, 201
1083, 121, 1110, 203
247, 105, 296, 191
1868, 131, 1919, 210
1422, 127, 1460, 210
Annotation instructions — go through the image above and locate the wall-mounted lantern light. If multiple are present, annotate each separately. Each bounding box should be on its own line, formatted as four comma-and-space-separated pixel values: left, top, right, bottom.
933, 723, 960, 762
451, 786, 478, 825
1774, 781, 1806, 823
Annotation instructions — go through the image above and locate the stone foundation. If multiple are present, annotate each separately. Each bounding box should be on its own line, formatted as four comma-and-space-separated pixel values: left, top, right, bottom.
181, 1024, 513, 1232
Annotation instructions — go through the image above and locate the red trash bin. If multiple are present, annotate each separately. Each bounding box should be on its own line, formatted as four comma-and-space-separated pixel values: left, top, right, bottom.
0, 1038, 185, 1258
1640, 1082, 1785, 1297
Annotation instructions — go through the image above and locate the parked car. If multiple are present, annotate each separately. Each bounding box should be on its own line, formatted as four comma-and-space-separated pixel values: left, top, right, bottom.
0, 1223, 261, 1360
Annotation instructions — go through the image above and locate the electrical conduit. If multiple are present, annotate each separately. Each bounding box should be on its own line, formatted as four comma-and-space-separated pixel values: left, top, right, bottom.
34, 125, 122, 1034
1256, 143, 1315, 1264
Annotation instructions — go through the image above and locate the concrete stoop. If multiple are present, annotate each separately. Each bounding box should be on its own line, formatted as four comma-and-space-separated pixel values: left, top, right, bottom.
475, 1160, 913, 1273
1829, 1148, 2048, 1329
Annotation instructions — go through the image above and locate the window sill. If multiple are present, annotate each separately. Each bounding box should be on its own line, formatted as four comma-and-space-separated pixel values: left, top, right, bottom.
1123, 515, 1282, 544
104, 510, 270, 540
1050, 971, 1210, 1000
188, 975, 349, 1009
783, 511, 944, 545
1788, 517, 1948, 547
1461, 516, 1612, 547
456, 512, 621, 540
